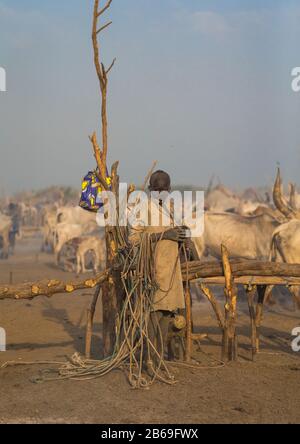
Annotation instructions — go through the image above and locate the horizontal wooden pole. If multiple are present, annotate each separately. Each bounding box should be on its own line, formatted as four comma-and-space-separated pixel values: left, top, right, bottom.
182, 259, 300, 280
191, 333, 208, 341
192, 276, 300, 286
0, 270, 109, 301
1, 259, 300, 301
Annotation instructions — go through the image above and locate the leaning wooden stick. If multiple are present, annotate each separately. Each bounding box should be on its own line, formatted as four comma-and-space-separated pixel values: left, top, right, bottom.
221, 244, 238, 362
184, 285, 193, 363
142, 160, 158, 191
200, 283, 225, 330
85, 285, 102, 359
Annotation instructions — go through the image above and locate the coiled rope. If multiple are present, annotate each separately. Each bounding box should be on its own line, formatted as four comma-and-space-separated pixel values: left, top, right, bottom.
1, 224, 225, 387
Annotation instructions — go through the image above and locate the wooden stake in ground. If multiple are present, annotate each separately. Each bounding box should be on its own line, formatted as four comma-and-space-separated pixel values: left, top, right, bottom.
85, 285, 102, 359
246, 285, 257, 361
255, 285, 267, 354
200, 283, 224, 331
184, 285, 193, 362
221, 245, 238, 361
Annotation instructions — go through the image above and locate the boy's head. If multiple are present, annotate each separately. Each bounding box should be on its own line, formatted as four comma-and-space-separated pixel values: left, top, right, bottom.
149, 170, 171, 192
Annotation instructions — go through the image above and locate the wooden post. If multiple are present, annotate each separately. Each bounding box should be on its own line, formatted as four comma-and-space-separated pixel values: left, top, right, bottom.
255, 285, 266, 354
184, 285, 192, 362
101, 162, 125, 356
221, 245, 238, 361
85, 285, 102, 359
288, 285, 300, 311
246, 285, 257, 361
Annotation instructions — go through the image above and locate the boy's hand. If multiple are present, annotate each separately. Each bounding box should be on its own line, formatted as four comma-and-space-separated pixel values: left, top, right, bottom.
163, 227, 188, 242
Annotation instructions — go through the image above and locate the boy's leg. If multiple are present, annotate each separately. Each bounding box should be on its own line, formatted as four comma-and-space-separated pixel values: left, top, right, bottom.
147, 311, 162, 362
158, 311, 172, 358
145, 311, 172, 372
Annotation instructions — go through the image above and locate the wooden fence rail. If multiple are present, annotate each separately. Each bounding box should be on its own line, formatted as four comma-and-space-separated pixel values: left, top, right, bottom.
2, 259, 300, 301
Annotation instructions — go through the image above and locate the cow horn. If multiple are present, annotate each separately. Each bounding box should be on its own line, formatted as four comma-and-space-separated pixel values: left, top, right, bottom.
273, 168, 296, 219
289, 183, 297, 211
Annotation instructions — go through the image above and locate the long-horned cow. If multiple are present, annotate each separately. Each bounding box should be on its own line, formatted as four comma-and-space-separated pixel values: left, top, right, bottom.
270, 169, 300, 307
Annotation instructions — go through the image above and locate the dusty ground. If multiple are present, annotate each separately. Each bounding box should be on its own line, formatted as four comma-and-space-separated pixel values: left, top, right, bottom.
0, 232, 300, 424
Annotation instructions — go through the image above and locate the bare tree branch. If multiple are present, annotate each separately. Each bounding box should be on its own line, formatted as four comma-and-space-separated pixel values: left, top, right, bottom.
97, 0, 113, 18
106, 57, 116, 75
89, 132, 103, 172
97, 21, 112, 34
90, 0, 115, 179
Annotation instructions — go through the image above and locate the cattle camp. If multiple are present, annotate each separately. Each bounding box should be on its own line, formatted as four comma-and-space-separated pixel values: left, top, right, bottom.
1, 0, 300, 426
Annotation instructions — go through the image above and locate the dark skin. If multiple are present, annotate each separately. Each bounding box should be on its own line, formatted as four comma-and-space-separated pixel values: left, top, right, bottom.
148, 183, 192, 249
151, 226, 191, 247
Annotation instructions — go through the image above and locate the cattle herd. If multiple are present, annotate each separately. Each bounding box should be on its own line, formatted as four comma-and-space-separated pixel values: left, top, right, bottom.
0, 171, 299, 289
0, 186, 106, 275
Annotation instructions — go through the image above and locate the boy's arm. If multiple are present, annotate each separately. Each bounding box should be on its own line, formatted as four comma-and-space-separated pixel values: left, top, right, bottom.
150, 227, 188, 243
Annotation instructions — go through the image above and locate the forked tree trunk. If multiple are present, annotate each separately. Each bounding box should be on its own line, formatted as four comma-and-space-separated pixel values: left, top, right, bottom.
89, 0, 120, 356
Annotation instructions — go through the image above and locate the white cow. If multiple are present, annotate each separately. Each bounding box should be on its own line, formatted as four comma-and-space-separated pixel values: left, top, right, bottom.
270, 220, 300, 263
76, 236, 106, 275
56, 206, 97, 228
270, 220, 300, 309
0, 213, 12, 259
54, 223, 86, 263
205, 185, 241, 213
193, 211, 280, 260
267, 169, 300, 308
42, 211, 57, 252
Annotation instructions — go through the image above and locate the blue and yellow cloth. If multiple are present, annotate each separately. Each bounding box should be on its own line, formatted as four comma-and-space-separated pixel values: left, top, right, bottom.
79, 170, 111, 212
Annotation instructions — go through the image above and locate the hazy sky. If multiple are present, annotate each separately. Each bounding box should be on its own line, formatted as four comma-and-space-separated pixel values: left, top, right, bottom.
1, 0, 300, 194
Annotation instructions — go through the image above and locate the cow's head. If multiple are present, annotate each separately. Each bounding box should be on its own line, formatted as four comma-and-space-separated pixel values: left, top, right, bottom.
273, 168, 300, 220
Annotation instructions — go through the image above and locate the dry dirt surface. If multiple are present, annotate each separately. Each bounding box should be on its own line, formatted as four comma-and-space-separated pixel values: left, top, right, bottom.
0, 233, 300, 424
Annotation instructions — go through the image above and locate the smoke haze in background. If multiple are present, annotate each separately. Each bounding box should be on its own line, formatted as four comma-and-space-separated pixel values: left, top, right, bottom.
1, 0, 300, 195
